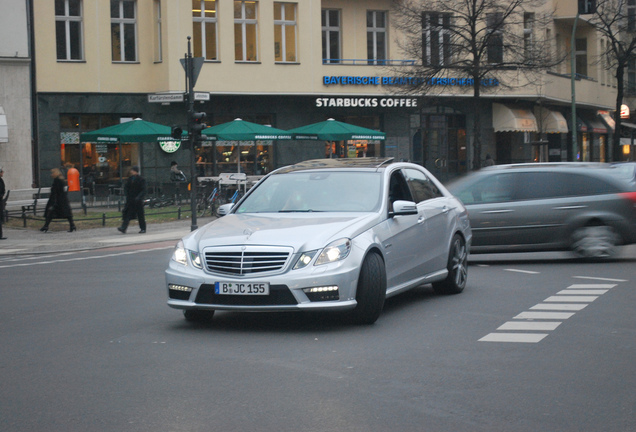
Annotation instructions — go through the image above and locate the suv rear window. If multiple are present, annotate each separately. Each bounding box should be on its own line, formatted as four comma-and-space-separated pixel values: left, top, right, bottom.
514, 172, 620, 200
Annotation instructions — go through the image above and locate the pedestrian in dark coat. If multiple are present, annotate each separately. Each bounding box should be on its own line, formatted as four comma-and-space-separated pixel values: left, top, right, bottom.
118, 166, 147, 234
0, 167, 6, 240
40, 168, 76, 232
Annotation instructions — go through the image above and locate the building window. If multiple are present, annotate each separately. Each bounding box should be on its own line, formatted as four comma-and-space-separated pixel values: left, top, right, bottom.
55, 0, 83, 61
487, 13, 503, 64
234, 0, 258, 62
421, 12, 451, 66
322, 9, 341, 63
153, 0, 162, 62
110, 0, 137, 62
367, 10, 387, 65
274, 3, 297, 62
193, 0, 218, 60
628, 55, 636, 95
629, 0, 636, 32
523, 13, 534, 61
575, 38, 587, 77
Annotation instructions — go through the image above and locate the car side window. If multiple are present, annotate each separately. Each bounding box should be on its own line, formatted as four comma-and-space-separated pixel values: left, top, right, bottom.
514, 172, 621, 200
455, 173, 515, 204
514, 172, 567, 200
388, 171, 414, 205
403, 168, 443, 203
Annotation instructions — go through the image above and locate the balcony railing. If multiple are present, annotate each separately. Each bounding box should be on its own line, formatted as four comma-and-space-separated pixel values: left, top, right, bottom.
322, 58, 416, 66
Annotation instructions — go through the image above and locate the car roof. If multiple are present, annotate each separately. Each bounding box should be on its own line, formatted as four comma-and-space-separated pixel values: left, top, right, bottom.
482, 162, 610, 171
274, 157, 395, 174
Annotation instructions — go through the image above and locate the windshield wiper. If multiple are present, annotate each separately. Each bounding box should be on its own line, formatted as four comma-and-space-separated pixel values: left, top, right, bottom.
278, 209, 323, 213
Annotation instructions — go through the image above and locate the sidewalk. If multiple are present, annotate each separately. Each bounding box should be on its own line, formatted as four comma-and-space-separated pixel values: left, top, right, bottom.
0, 216, 215, 256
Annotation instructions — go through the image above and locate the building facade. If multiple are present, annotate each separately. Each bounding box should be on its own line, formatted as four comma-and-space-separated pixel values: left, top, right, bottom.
31, 0, 622, 191
0, 0, 34, 190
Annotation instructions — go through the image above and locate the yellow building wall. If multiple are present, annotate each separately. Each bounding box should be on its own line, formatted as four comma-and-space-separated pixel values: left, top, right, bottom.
33, 0, 616, 108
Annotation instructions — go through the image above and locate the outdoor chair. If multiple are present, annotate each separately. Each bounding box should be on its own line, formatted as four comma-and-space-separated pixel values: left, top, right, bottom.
93, 183, 111, 207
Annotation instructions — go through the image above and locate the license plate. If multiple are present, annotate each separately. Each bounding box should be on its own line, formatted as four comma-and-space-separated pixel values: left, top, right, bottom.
215, 282, 270, 295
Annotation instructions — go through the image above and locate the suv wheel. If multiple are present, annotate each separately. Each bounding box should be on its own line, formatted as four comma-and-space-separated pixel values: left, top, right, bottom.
571, 224, 619, 260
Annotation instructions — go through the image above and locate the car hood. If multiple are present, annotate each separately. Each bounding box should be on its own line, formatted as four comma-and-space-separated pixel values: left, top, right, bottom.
183, 213, 381, 252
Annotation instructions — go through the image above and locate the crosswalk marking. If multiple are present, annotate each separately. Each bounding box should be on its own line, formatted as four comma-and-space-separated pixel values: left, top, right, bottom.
514, 311, 575, 320
480, 280, 622, 343
479, 333, 548, 343
543, 295, 598, 302
567, 284, 616, 289
530, 303, 587, 311
557, 289, 608, 295
497, 321, 561, 331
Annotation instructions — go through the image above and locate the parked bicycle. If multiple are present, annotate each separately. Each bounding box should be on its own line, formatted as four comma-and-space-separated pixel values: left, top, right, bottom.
196, 184, 222, 217
145, 194, 174, 208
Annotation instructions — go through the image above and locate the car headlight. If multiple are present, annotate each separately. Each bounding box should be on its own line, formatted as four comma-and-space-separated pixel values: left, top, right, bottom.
172, 241, 203, 269
293, 250, 318, 270
172, 241, 188, 265
315, 238, 351, 266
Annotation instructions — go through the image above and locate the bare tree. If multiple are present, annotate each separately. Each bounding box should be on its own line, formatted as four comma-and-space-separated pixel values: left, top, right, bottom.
588, 0, 636, 160
391, 0, 559, 168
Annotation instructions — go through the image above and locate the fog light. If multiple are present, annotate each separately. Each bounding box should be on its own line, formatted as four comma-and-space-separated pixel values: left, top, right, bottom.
303, 286, 339, 302
169, 284, 193, 292
169, 284, 193, 301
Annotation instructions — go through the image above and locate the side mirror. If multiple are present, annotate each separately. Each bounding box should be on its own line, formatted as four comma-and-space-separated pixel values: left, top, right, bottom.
217, 203, 234, 217
390, 200, 418, 217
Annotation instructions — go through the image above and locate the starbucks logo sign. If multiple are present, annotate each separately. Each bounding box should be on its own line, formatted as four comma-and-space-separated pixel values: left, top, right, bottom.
160, 140, 181, 153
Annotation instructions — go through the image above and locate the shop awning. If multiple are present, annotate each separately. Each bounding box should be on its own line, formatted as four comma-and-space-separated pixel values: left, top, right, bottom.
492, 103, 538, 132
621, 122, 636, 130
597, 111, 615, 131
536, 107, 568, 133
578, 112, 607, 134
0, 107, 8, 143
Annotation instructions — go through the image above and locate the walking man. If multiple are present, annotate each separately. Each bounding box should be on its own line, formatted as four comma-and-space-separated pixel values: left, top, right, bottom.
118, 166, 147, 234
0, 167, 6, 240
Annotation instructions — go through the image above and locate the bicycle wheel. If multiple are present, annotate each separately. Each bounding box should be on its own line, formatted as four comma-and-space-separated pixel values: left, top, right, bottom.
196, 198, 208, 217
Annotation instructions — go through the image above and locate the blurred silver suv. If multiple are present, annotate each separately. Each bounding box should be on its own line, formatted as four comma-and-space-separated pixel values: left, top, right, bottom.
447, 163, 636, 259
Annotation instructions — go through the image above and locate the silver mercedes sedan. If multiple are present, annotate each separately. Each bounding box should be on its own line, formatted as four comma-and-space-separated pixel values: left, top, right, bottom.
165, 158, 471, 325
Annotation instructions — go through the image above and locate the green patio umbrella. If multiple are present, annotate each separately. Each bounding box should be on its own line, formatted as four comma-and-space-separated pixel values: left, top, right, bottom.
201, 118, 291, 172
287, 118, 386, 141
201, 118, 292, 141
80, 118, 176, 143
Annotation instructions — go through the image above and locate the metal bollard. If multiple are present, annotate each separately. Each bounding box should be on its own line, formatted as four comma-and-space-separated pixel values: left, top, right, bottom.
102, 213, 106, 226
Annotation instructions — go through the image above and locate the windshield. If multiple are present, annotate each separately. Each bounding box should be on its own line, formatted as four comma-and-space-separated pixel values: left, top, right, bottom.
235, 171, 383, 213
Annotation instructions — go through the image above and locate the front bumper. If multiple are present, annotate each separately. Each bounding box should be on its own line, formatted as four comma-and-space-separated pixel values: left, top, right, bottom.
165, 256, 361, 313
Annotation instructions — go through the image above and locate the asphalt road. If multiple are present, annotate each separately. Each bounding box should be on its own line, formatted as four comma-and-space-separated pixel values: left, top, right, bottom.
1, 245, 634, 432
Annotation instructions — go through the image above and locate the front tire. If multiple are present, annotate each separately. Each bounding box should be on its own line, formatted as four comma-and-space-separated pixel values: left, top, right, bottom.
571, 224, 619, 260
351, 253, 386, 325
432, 234, 468, 295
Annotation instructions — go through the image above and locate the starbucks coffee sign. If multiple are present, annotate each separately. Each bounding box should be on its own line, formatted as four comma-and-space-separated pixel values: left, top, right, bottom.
159, 140, 181, 153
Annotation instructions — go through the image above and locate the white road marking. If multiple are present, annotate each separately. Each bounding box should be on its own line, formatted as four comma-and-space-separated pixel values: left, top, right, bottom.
543, 296, 598, 303
573, 276, 626, 282
479, 333, 548, 343
567, 284, 616, 289
504, 269, 540, 274
514, 311, 575, 320
530, 303, 588, 311
0, 246, 173, 269
497, 321, 562, 331
557, 289, 608, 295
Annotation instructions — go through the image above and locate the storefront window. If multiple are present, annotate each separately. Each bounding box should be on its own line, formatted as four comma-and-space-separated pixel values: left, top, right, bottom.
60, 114, 140, 190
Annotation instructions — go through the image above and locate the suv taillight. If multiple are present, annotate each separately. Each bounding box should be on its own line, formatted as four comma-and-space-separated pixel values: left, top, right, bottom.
619, 192, 636, 204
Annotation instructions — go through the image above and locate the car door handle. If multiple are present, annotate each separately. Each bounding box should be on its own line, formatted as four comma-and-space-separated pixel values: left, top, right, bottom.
442, 206, 450, 214
553, 205, 587, 210
480, 209, 514, 214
